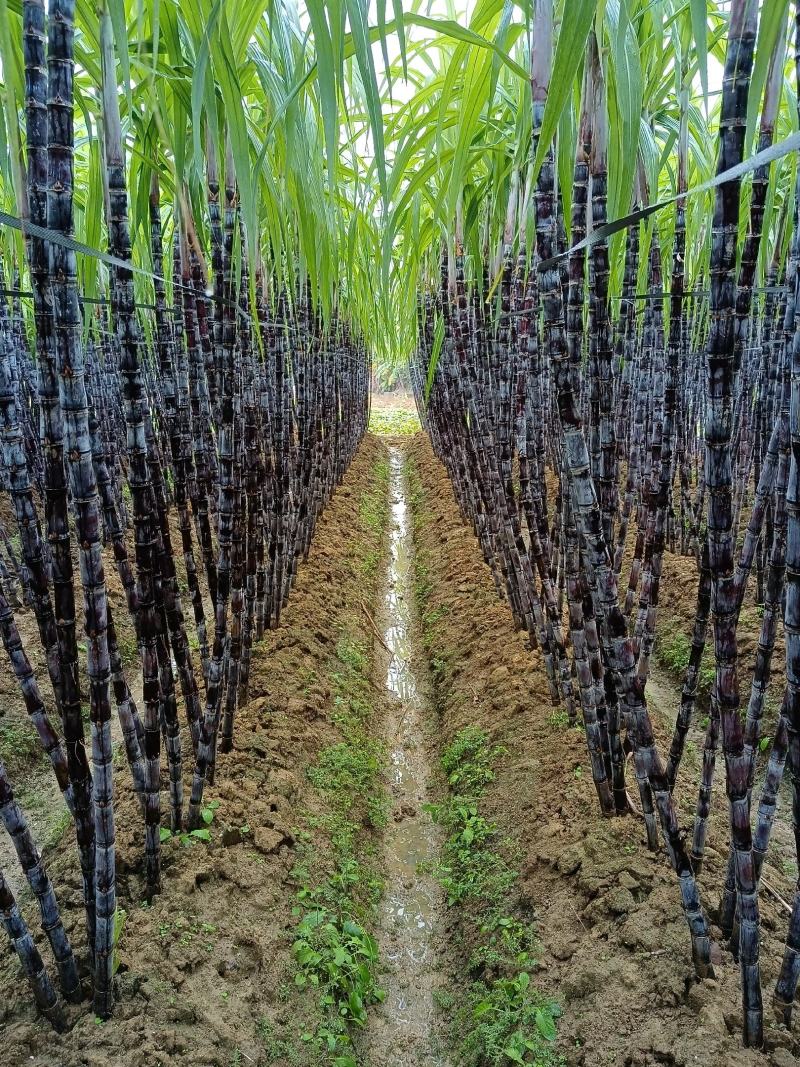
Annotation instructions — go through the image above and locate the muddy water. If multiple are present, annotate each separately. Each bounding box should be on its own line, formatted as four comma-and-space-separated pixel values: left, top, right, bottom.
362, 445, 449, 1067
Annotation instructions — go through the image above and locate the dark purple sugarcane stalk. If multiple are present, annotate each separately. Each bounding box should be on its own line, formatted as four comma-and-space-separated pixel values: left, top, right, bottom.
88, 406, 148, 798
587, 37, 617, 548
143, 413, 187, 832
0, 279, 62, 711
531, 0, 712, 978
219, 239, 250, 754
0, 761, 80, 1001
0, 869, 66, 1030
100, 9, 161, 899
703, 0, 762, 1044
774, 0, 800, 1026
187, 144, 239, 827
49, 0, 117, 1014
205, 128, 223, 425
720, 430, 789, 944
181, 237, 217, 623
24, 0, 96, 954
153, 186, 209, 693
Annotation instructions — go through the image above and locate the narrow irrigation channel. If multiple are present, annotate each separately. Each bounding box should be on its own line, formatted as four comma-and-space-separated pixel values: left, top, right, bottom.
362, 443, 449, 1067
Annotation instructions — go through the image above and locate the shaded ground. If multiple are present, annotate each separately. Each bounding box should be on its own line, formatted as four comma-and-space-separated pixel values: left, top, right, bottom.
405, 434, 799, 1067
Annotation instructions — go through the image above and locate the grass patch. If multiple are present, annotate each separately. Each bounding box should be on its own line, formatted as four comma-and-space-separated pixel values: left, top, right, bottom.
368, 407, 421, 436
358, 458, 389, 581
655, 627, 715, 700
290, 632, 387, 1064
0, 717, 44, 773
425, 728, 562, 1067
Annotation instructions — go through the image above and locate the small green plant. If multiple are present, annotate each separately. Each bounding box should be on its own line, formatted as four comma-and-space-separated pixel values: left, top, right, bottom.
292, 905, 384, 1026
112, 907, 127, 976
0, 718, 43, 771
160, 801, 219, 845
441, 726, 505, 794
463, 971, 561, 1066
656, 628, 715, 699
424, 727, 562, 1064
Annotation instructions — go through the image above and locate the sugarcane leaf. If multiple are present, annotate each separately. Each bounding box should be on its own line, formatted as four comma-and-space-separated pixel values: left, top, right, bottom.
423, 311, 445, 406
344, 0, 388, 206
606, 0, 642, 225
190, 1, 222, 180
106, 0, 131, 109
306, 0, 338, 191
688, 0, 708, 111
531, 0, 598, 184
744, 0, 790, 157
392, 0, 407, 79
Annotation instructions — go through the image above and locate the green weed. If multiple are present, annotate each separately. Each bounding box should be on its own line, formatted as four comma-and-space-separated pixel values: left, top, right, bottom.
285, 447, 391, 1061
0, 718, 43, 771
160, 800, 219, 846
293, 905, 384, 1027
426, 728, 562, 1066
655, 628, 715, 698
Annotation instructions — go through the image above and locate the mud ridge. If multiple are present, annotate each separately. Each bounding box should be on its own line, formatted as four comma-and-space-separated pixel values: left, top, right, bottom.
405, 434, 799, 1067
0, 435, 392, 1067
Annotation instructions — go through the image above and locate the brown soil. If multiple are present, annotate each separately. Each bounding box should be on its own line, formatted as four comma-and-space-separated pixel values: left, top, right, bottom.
2, 428, 797, 1067
0, 435, 392, 1067
405, 434, 799, 1067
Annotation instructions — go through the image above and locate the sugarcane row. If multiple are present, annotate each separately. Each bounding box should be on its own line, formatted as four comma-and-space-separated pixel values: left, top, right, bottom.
0, 0, 370, 1026
410, 0, 800, 1050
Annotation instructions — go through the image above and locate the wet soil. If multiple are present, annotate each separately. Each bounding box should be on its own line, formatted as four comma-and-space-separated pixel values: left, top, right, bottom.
360, 446, 448, 1067
405, 434, 800, 1067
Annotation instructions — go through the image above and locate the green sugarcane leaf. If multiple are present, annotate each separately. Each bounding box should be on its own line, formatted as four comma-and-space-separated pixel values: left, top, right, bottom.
106, 0, 131, 110
392, 0, 407, 79
345, 0, 388, 205
424, 311, 445, 406
532, 0, 598, 184
689, 0, 708, 111
744, 0, 790, 157
190, 1, 222, 181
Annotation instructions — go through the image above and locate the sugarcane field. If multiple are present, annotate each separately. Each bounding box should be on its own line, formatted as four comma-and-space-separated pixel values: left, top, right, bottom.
6, 0, 800, 1065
